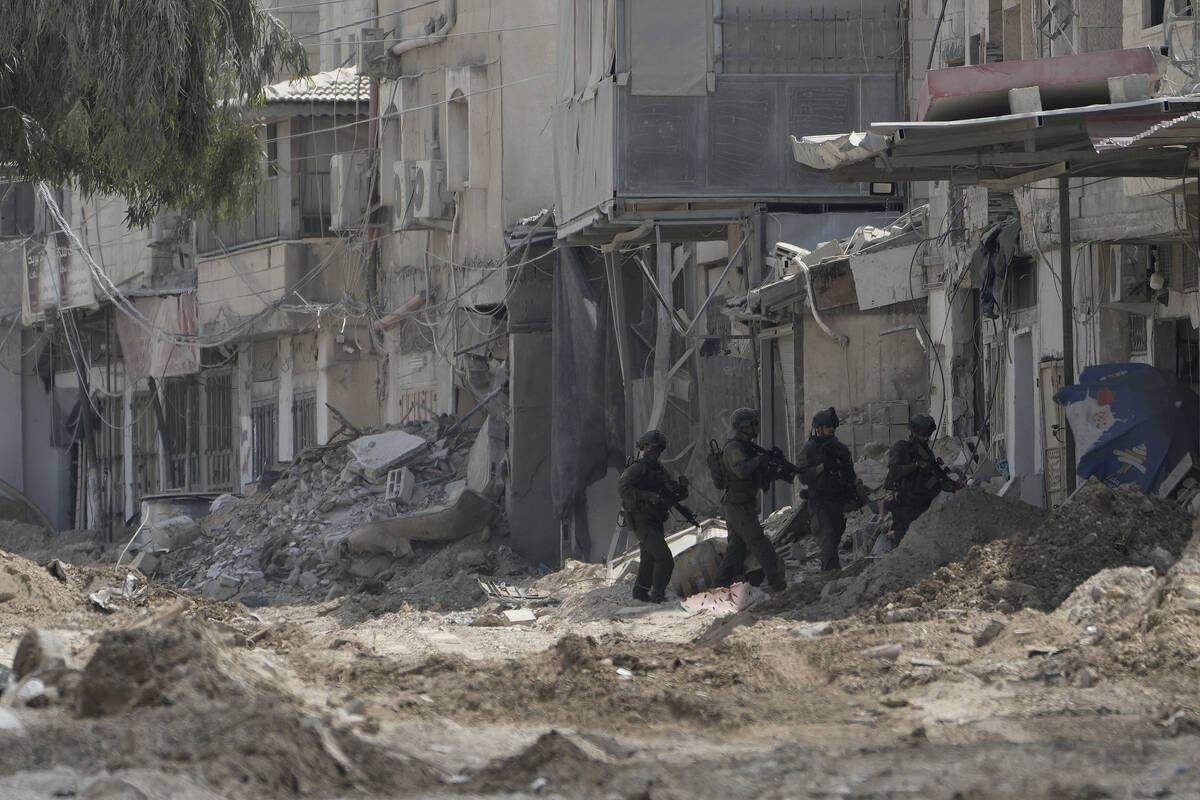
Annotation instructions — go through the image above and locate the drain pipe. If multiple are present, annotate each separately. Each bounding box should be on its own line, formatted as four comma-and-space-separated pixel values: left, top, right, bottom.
390, 0, 457, 57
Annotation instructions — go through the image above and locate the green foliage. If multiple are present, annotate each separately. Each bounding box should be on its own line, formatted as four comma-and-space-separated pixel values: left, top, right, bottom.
0, 0, 308, 226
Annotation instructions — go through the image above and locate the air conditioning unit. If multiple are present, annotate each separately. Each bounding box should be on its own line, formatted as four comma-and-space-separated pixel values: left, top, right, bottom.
392, 159, 454, 231
330, 152, 372, 231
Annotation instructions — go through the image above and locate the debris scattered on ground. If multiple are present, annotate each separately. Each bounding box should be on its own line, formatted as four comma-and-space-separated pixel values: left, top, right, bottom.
123, 418, 527, 609
770, 488, 1046, 620
888, 480, 1192, 616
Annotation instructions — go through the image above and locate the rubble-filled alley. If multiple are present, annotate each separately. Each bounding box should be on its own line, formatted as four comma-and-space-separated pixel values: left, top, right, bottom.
9, 0, 1200, 797
0, 456, 1197, 799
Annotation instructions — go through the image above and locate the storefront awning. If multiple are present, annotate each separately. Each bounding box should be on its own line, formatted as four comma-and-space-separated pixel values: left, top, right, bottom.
790, 97, 1200, 184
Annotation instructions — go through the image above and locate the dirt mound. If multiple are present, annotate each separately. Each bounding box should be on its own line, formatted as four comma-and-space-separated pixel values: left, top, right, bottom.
0, 521, 116, 567
79, 620, 273, 716
777, 489, 1045, 619
323, 632, 812, 731
0, 550, 88, 621
1054, 566, 1161, 626
888, 480, 1192, 616
1100, 523, 1200, 672
468, 730, 614, 793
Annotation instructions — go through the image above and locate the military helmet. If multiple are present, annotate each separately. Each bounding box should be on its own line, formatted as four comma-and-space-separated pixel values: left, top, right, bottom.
636, 429, 667, 450
909, 413, 937, 437
812, 407, 839, 429
729, 407, 760, 433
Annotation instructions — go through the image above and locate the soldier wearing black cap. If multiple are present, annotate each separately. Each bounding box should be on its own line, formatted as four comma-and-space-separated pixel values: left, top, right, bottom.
885, 413, 957, 543
799, 407, 857, 571
618, 429, 688, 603
713, 408, 789, 592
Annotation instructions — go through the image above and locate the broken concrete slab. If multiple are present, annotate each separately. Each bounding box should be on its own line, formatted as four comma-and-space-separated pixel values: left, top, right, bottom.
200, 574, 242, 602
466, 416, 506, 501
345, 486, 499, 546
347, 430, 429, 482
503, 608, 537, 625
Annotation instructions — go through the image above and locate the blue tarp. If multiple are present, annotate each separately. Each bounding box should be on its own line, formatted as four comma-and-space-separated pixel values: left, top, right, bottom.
1053, 363, 1199, 494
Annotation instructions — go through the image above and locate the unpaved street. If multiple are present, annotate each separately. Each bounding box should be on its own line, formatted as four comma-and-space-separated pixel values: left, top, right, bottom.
0, 481, 1197, 799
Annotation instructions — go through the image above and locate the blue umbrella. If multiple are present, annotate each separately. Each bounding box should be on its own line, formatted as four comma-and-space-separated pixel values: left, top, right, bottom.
1053, 363, 1200, 494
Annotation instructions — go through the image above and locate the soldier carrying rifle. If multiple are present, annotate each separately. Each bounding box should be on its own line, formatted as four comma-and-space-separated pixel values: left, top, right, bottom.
618, 429, 691, 603
884, 413, 959, 544
799, 407, 860, 572
712, 408, 790, 593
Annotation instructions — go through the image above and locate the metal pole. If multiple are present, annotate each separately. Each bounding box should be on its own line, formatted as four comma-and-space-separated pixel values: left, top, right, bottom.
1058, 174, 1076, 492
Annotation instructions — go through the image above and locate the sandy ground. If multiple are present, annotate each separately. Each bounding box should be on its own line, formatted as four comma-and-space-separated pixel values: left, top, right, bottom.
0, 483, 1197, 799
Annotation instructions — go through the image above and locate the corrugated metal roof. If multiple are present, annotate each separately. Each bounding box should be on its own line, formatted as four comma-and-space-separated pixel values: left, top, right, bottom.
264, 67, 370, 105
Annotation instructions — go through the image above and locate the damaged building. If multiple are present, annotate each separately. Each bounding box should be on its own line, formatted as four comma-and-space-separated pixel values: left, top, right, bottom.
792, 0, 1200, 510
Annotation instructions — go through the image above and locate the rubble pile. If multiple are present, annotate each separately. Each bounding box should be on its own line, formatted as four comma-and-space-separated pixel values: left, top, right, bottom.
778, 489, 1046, 620
0, 521, 113, 567
888, 479, 1193, 616
135, 417, 519, 607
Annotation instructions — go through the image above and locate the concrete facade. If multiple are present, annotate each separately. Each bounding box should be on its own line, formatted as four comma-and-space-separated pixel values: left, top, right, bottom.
907, 0, 1200, 508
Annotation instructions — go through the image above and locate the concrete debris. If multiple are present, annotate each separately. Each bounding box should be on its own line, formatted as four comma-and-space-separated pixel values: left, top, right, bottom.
503, 608, 537, 625
862, 643, 902, 660
791, 620, 833, 638
347, 430, 429, 482
973, 619, 1005, 647
892, 479, 1193, 615
209, 494, 240, 514
883, 606, 920, 623
466, 416, 506, 501
142, 417, 516, 606
346, 486, 499, 545
88, 589, 118, 613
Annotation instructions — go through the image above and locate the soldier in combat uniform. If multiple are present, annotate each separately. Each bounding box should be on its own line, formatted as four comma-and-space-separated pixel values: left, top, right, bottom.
618, 429, 688, 603
714, 408, 788, 592
799, 407, 858, 572
885, 413, 957, 543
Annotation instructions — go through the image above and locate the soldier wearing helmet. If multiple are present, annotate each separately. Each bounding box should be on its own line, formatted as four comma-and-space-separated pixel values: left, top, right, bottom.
713, 408, 788, 592
618, 429, 688, 603
799, 407, 858, 571
884, 413, 957, 543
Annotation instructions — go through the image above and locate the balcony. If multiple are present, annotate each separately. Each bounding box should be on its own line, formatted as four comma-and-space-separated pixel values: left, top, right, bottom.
195, 177, 281, 255
553, 0, 902, 240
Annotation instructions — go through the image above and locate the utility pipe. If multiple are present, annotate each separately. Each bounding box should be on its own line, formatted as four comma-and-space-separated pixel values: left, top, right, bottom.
390, 0, 457, 57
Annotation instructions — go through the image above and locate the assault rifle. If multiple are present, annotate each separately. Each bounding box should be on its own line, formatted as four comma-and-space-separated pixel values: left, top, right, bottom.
746, 441, 802, 482
625, 454, 700, 527
916, 443, 962, 493
660, 478, 701, 527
